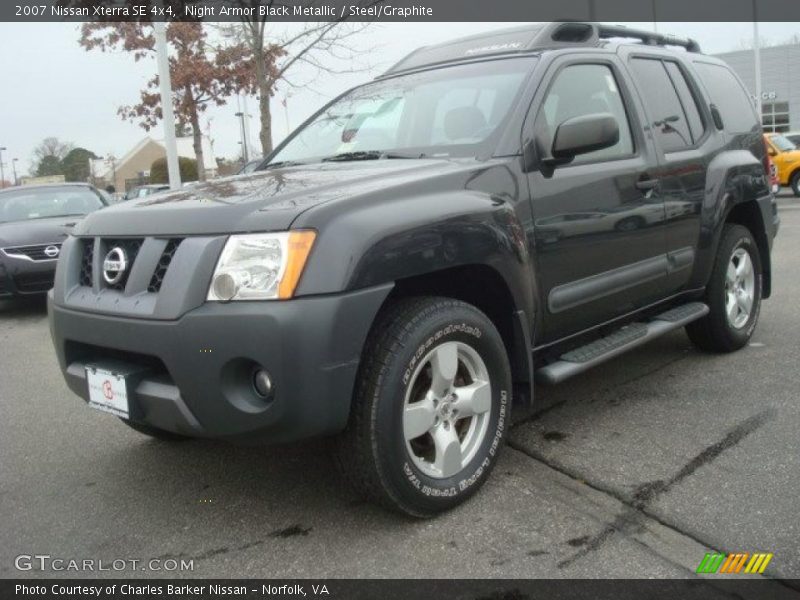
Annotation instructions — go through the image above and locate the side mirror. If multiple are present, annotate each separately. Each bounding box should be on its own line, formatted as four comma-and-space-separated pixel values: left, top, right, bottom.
768, 148, 777, 157
551, 113, 620, 162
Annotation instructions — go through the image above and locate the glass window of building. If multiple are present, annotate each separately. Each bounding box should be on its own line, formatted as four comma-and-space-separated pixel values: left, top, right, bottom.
762, 102, 790, 133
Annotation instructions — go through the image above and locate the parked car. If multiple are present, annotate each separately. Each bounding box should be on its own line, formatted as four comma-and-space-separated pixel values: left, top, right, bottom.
763, 132, 800, 196
783, 131, 800, 147
0, 183, 108, 299
49, 23, 778, 517
125, 184, 170, 201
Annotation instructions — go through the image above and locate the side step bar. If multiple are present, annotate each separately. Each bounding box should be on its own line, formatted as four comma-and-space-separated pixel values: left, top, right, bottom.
535, 302, 709, 385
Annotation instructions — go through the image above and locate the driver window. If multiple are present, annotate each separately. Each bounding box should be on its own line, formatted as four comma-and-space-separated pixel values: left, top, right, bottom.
539, 63, 634, 163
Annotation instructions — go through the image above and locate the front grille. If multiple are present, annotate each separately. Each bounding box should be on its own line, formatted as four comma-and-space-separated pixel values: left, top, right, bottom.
102, 238, 143, 290
14, 272, 55, 293
148, 239, 183, 293
79, 240, 93, 287
76, 237, 182, 293
3, 243, 62, 261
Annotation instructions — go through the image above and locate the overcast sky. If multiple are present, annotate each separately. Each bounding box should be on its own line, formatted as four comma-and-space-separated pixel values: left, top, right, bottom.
0, 21, 798, 178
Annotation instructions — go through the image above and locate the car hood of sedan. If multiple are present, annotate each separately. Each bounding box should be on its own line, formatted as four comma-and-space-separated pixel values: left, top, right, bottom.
0, 216, 80, 249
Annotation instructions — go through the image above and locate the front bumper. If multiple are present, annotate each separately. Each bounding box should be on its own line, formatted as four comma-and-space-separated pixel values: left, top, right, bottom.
48, 284, 392, 444
0, 257, 56, 298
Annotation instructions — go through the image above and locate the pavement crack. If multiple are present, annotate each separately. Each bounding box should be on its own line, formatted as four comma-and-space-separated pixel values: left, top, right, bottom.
631, 408, 777, 508
509, 408, 777, 572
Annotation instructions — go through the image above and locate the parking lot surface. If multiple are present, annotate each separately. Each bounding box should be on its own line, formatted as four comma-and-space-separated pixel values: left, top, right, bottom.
1, 194, 798, 582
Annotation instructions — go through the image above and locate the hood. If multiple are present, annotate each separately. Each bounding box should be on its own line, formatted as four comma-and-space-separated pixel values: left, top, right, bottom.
0, 216, 80, 248
74, 159, 463, 237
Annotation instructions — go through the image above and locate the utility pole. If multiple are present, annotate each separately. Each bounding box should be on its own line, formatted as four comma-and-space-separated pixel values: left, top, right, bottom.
108, 155, 117, 191
154, 20, 182, 190
12, 158, 19, 186
652, 0, 658, 32
0, 147, 6, 189
241, 95, 253, 158
235, 112, 249, 164
753, 2, 763, 122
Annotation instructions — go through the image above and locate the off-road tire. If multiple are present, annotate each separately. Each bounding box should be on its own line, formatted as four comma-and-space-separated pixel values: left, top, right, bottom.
686, 224, 762, 352
336, 297, 512, 517
790, 171, 800, 197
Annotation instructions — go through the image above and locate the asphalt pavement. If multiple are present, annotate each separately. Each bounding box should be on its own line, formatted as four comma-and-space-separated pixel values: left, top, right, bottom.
1, 193, 799, 584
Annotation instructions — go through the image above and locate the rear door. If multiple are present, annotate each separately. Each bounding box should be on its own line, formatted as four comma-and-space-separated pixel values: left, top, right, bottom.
524, 54, 668, 342
622, 50, 714, 296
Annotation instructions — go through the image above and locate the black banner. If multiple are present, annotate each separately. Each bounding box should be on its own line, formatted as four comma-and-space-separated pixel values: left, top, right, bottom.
4, 579, 800, 600
4, 0, 800, 22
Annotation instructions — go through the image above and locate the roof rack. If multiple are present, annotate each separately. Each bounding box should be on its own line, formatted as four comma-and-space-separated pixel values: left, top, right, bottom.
596, 24, 701, 53
380, 22, 701, 78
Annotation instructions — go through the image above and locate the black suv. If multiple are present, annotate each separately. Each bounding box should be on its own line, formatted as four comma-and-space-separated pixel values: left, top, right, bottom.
49, 23, 778, 517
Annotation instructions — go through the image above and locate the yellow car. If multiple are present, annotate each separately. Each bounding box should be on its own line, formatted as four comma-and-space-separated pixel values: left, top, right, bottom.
764, 133, 800, 196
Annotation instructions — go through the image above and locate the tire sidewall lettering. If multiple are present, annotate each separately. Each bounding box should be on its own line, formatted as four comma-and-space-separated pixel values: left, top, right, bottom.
390, 320, 508, 502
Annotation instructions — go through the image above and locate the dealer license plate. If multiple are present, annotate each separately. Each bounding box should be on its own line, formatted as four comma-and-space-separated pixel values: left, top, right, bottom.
86, 366, 130, 418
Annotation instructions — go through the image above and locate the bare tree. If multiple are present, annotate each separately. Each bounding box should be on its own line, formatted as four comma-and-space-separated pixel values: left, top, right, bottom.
32, 137, 74, 174
80, 22, 255, 182
221, 7, 378, 156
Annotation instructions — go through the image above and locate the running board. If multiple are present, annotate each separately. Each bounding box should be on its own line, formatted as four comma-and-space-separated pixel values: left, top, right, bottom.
535, 302, 709, 385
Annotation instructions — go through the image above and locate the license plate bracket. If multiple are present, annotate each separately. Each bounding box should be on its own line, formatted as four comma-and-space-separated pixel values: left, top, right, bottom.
85, 362, 150, 419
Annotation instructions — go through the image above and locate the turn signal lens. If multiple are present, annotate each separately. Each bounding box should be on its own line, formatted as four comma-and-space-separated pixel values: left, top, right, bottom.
278, 231, 316, 299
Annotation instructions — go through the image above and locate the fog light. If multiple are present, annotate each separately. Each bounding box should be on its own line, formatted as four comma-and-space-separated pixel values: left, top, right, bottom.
253, 369, 273, 399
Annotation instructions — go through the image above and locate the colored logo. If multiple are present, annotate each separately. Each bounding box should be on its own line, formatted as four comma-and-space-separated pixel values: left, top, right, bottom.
102, 380, 114, 400
696, 552, 773, 574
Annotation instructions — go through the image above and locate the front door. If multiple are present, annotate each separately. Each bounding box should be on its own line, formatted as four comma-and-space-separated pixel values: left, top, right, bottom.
525, 56, 668, 343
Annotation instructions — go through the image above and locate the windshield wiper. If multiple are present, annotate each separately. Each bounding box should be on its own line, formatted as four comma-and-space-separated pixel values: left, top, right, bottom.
321, 150, 427, 162
261, 160, 307, 169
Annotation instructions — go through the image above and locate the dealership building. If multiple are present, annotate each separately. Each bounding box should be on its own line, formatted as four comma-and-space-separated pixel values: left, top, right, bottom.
714, 43, 800, 134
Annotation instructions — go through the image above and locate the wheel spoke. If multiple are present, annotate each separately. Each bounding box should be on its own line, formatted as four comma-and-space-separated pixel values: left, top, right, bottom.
738, 291, 753, 315
726, 294, 739, 323
726, 261, 737, 287
452, 380, 491, 419
403, 395, 436, 440
735, 252, 751, 278
432, 424, 463, 478
430, 342, 458, 397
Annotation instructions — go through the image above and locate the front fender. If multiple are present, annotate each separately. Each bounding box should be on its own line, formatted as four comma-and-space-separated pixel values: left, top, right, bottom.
292, 170, 535, 321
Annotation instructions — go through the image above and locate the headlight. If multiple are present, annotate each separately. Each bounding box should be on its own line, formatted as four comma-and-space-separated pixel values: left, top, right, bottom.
207, 231, 316, 301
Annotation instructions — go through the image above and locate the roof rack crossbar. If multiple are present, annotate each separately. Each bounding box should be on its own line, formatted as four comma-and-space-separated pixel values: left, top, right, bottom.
596, 24, 701, 53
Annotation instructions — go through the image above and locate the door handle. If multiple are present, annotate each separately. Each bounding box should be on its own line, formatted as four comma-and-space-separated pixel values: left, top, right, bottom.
635, 178, 659, 192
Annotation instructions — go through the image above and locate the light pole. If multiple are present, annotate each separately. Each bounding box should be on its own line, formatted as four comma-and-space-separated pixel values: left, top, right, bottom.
107, 155, 117, 191
235, 112, 249, 164
154, 19, 181, 190
0, 147, 6, 189
12, 158, 19, 186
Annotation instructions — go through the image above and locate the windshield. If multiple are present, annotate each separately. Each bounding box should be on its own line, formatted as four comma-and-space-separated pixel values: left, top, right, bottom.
0, 186, 105, 223
269, 58, 536, 165
770, 134, 796, 152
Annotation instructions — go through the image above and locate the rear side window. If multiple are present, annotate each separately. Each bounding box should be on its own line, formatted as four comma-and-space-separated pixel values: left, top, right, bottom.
664, 62, 704, 142
629, 58, 696, 152
692, 62, 758, 133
